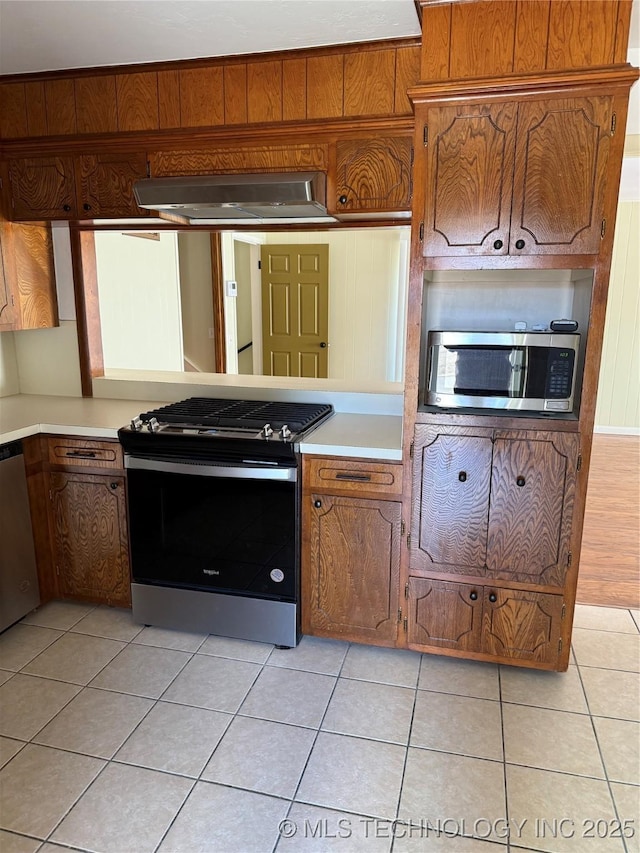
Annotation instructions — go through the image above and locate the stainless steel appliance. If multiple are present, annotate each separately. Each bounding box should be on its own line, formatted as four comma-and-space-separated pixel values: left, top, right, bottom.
118, 398, 333, 647
0, 441, 40, 631
426, 330, 580, 412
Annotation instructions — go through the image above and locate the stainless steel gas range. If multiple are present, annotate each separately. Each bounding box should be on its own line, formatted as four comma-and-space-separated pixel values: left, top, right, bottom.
118, 397, 333, 647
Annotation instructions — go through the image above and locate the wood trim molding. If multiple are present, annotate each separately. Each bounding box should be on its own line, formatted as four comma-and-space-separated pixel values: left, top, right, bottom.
209, 233, 226, 373
69, 228, 103, 396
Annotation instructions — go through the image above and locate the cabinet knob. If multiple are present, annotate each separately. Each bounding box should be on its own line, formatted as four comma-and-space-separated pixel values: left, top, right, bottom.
83, 203, 92, 212
458, 471, 467, 482
62, 204, 71, 212
110, 482, 118, 490
338, 195, 348, 205
515, 239, 525, 250
493, 239, 503, 250
314, 499, 322, 508
488, 592, 497, 603
516, 476, 526, 487
469, 590, 478, 601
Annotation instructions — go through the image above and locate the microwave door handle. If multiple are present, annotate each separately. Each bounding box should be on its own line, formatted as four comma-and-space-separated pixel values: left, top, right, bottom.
510, 348, 527, 397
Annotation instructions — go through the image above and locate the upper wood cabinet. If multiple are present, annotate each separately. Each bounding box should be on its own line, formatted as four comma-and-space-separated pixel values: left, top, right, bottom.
329, 136, 413, 215
7, 152, 148, 220
0, 231, 17, 330
417, 95, 613, 257
410, 425, 579, 587
0, 217, 58, 331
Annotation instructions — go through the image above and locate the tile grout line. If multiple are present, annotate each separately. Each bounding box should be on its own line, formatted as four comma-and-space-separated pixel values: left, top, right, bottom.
498, 665, 512, 853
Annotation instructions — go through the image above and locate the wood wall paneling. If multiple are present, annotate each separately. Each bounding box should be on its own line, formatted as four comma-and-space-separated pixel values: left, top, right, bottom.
344, 50, 395, 117
157, 69, 181, 129
613, 0, 633, 63
44, 79, 77, 136
282, 57, 307, 122
75, 76, 118, 134
247, 60, 283, 124
179, 67, 224, 127
449, 1, 517, 79
150, 144, 327, 177
224, 64, 248, 125
420, 3, 451, 81
24, 81, 47, 137
394, 45, 421, 114
307, 54, 344, 119
116, 72, 159, 132
0, 83, 28, 138
546, 1, 618, 70
514, 0, 551, 73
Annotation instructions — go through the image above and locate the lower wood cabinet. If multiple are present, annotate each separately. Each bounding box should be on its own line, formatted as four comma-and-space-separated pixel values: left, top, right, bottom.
302, 455, 403, 646
25, 436, 132, 608
407, 577, 564, 667
49, 470, 131, 607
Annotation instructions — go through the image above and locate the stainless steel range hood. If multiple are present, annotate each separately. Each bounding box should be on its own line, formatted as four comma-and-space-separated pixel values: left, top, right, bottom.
133, 171, 337, 224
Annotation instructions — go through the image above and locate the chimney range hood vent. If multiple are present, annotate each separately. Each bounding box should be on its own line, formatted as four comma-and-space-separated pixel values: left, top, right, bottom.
133, 171, 337, 224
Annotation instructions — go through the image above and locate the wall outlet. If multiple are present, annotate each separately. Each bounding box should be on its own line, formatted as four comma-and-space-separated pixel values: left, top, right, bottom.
226, 279, 238, 297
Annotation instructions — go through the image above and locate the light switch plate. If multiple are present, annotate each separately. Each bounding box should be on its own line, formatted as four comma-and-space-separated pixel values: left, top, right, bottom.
226, 280, 238, 297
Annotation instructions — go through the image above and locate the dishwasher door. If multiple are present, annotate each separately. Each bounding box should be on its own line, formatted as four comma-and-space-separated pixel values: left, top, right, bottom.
0, 441, 40, 631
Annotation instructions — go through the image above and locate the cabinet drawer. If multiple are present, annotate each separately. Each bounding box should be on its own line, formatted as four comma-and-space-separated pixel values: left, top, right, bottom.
47, 438, 123, 470
305, 456, 403, 497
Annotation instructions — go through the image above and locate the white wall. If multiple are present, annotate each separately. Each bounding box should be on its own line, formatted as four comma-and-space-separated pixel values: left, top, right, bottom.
177, 232, 216, 373
0, 332, 19, 397
12, 321, 82, 397
263, 227, 409, 384
95, 232, 183, 372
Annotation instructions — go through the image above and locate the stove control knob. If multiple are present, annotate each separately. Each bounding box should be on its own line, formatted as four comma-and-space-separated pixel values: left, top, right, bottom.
262, 423, 274, 439
147, 417, 160, 433
130, 416, 143, 431
280, 424, 292, 440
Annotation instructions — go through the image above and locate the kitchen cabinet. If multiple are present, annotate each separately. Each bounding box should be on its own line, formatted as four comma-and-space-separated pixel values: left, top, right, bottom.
330, 136, 413, 215
46, 437, 131, 608
417, 95, 612, 257
0, 216, 58, 330
407, 577, 564, 667
7, 152, 148, 220
410, 425, 579, 588
302, 456, 403, 646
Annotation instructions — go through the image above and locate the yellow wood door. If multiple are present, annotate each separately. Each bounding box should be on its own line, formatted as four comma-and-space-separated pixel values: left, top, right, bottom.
261, 244, 329, 377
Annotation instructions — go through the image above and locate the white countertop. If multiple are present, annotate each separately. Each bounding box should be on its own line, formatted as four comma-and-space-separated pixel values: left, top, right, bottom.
298, 413, 403, 460
0, 395, 404, 459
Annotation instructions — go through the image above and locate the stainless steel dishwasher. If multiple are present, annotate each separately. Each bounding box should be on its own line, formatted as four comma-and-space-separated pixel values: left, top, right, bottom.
0, 440, 40, 631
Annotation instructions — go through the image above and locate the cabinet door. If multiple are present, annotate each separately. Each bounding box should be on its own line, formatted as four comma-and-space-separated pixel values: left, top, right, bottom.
482, 587, 563, 666
407, 578, 482, 652
487, 432, 578, 586
410, 425, 493, 575
77, 153, 148, 217
50, 472, 131, 607
8, 157, 77, 220
420, 102, 517, 256
332, 136, 412, 213
510, 97, 612, 255
0, 228, 17, 330
305, 493, 400, 644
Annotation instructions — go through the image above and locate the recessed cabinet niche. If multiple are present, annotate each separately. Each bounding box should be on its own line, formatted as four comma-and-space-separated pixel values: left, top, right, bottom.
416, 95, 613, 257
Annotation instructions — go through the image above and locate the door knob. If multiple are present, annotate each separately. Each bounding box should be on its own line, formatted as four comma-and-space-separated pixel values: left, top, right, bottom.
319, 342, 327, 348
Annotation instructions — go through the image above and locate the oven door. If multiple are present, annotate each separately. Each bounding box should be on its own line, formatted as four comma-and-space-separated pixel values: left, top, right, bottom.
125, 457, 298, 603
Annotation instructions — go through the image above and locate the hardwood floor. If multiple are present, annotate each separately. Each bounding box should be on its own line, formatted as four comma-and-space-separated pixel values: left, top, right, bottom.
576, 433, 640, 609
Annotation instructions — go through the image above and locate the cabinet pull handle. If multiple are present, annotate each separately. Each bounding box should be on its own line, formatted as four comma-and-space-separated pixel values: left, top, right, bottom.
314, 499, 322, 508
488, 592, 497, 603
516, 476, 526, 487
493, 239, 503, 250
335, 473, 372, 482
515, 239, 525, 250
110, 482, 118, 490
469, 590, 478, 601
83, 203, 92, 212
338, 195, 348, 205
66, 450, 97, 458
458, 471, 467, 482
62, 204, 71, 212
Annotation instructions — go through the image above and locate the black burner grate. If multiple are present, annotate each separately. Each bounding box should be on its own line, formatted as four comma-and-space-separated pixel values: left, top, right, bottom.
140, 398, 333, 433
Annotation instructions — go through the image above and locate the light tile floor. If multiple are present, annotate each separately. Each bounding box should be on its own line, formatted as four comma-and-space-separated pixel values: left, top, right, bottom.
0, 600, 638, 853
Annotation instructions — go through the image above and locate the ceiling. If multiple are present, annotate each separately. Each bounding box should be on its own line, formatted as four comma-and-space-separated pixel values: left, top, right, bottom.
0, 0, 421, 75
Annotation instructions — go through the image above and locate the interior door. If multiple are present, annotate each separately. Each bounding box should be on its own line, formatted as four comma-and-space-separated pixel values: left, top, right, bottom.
261, 244, 329, 378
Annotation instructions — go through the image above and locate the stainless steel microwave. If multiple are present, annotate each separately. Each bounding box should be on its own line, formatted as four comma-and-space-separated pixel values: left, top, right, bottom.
426, 331, 580, 412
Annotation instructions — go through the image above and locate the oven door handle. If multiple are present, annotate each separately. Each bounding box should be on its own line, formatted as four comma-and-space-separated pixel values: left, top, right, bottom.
124, 455, 297, 482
